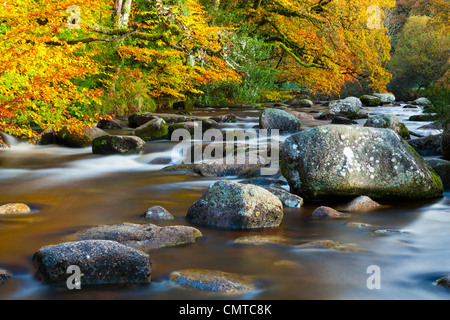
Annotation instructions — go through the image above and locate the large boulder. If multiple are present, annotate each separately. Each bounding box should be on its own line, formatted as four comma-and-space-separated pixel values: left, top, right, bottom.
259, 108, 302, 134
76, 222, 202, 251
186, 180, 284, 230
92, 135, 145, 155
319, 97, 362, 119
281, 125, 443, 200
360, 95, 382, 106
32, 240, 151, 285
133, 118, 169, 141
55, 126, 108, 148
363, 114, 410, 139
373, 93, 395, 104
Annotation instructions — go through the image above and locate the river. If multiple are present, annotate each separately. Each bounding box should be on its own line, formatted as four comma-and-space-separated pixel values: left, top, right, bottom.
0, 104, 449, 300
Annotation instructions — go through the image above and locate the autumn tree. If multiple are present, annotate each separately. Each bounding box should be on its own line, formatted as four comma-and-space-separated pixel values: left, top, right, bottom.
200, 0, 395, 101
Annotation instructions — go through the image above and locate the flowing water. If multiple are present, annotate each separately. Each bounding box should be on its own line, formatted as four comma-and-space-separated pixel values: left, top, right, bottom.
0, 105, 449, 300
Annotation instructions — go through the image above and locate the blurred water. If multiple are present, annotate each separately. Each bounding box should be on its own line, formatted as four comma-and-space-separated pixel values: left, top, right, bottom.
0, 105, 448, 300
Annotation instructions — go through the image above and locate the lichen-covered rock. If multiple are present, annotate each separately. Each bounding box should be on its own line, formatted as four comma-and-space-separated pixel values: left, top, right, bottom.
373, 93, 395, 104
76, 222, 202, 251
427, 159, 450, 190
343, 196, 382, 212
186, 180, 283, 230
0, 269, 12, 284
133, 118, 169, 141
92, 135, 145, 155
0, 203, 31, 214
364, 114, 410, 139
55, 126, 108, 148
169, 269, 258, 294
259, 108, 302, 134
318, 97, 363, 120
407, 134, 442, 156
143, 206, 175, 220
281, 125, 443, 200
360, 95, 382, 106
264, 187, 303, 208
32, 240, 151, 285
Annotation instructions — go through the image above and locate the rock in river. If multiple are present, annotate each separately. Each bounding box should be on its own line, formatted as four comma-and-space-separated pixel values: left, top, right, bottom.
76, 222, 202, 251
311, 206, 343, 218
427, 159, 450, 190
186, 180, 283, 230
143, 206, 175, 220
259, 108, 302, 134
0, 269, 12, 284
363, 114, 410, 140
169, 269, 258, 294
32, 240, 151, 285
343, 195, 382, 212
92, 135, 145, 155
281, 125, 443, 200
133, 118, 169, 141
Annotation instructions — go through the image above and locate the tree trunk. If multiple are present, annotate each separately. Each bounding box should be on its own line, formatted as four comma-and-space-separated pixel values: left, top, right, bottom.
114, 0, 133, 28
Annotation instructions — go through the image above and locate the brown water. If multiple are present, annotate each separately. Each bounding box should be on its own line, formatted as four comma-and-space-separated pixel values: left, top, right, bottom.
0, 106, 449, 300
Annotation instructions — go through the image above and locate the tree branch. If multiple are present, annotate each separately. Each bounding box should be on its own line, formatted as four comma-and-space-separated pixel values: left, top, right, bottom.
45, 29, 137, 46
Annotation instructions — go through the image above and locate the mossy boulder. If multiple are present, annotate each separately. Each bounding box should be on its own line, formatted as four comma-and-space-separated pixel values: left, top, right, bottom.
281, 125, 443, 200
128, 112, 218, 131
360, 95, 382, 106
259, 108, 302, 134
133, 118, 169, 141
92, 135, 145, 155
186, 180, 284, 230
411, 97, 433, 107
55, 126, 108, 148
363, 114, 410, 139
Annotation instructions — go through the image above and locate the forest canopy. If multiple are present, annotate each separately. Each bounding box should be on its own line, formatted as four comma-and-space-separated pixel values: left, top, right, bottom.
0, 0, 449, 146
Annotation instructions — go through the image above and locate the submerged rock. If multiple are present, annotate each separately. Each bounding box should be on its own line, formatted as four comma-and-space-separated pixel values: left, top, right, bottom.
311, 206, 343, 218
343, 196, 382, 212
0, 203, 31, 214
364, 114, 410, 140
259, 108, 302, 134
281, 125, 443, 200
233, 235, 290, 245
32, 240, 151, 285
92, 135, 145, 155
186, 180, 283, 230
295, 240, 362, 252
169, 269, 258, 294
76, 222, 202, 251
143, 206, 175, 220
